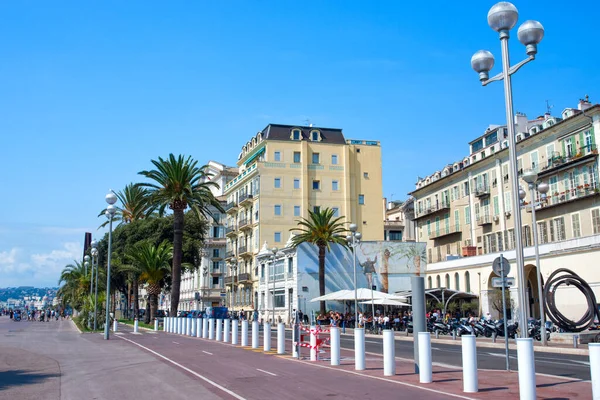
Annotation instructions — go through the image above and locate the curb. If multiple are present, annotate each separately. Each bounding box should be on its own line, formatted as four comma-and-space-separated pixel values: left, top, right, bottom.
71, 319, 83, 334
117, 321, 161, 332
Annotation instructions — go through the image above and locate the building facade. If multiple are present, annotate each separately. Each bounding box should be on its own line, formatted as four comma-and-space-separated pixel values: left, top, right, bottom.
222, 124, 384, 318
411, 98, 600, 320
383, 198, 416, 242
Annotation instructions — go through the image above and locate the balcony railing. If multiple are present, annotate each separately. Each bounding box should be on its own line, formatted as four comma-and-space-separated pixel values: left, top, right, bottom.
225, 226, 237, 236
476, 215, 492, 226
237, 273, 251, 282
536, 182, 600, 211
540, 144, 598, 177
238, 245, 248, 254
238, 218, 250, 229
415, 201, 451, 219
474, 185, 490, 197
239, 193, 253, 206
384, 219, 404, 227
224, 201, 238, 212
205, 237, 226, 246
225, 251, 235, 259
430, 224, 462, 239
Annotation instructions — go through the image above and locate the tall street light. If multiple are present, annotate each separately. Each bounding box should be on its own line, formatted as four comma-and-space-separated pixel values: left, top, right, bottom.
104, 190, 117, 340
270, 248, 280, 324
346, 224, 362, 325
91, 240, 99, 331
471, 1, 545, 334
84, 255, 90, 277
521, 170, 550, 345
229, 262, 238, 309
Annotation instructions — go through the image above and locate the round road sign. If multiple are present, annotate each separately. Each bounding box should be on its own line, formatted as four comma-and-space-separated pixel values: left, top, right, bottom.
492, 256, 511, 276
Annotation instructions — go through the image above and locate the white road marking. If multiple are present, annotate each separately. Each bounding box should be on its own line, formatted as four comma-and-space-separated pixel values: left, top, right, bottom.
365, 340, 379, 344
202, 351, 213, 355
117, 335, 246, 400
172, 341, 180, 345
256, 368, 277, 376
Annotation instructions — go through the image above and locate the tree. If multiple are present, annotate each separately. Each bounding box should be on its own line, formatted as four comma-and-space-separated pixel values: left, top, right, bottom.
489, 289, 515, 320
58, 261, 89, 311
289, 208, 348, 315
137, 154, 223, 316
97, 183, 155, 229
124, 241, 173, 322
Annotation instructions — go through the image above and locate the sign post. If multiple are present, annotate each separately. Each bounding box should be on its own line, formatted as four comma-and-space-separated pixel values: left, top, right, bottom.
499, 255, 510, 371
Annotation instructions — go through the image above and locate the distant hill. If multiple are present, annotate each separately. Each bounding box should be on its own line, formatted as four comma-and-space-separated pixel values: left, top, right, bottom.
0, 287, 58, 302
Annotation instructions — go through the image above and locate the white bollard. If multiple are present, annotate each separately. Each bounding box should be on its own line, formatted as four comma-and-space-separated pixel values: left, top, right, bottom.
224, 319, 230, 343
264, 323, 272, 351
134, 318, 139, 333
330, 327, 340, 366
461, 335, 478, 393
355, 328, 365, 370
186, 318, 192, 336
516, 338, 536, 400
202, 318, 208, 339
154, 318, 158, 332
277, 323, 285, 354
252, 321, 259, 348
196, 318, 202, 338
191, 318, 196, 336
232, 319, 239, 345
182, 318, 186, 335
178, 318, 182, 334
590, 343, 600, 400
383, 329, 396, 376
165, 317, 169, 332
216, 319, 223, 341
209, 318, 215, 340
113, 319, 118, 332
310, 325, 317, 361
418, 332, 432, 383
241, 320, 249, 346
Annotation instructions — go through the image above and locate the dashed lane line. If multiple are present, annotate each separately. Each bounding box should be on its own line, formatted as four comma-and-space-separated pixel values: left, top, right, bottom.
202, 351, 213, 355
256, 368, 277, 376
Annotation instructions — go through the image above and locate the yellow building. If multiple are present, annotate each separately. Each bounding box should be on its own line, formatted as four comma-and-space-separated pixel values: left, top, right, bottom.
410, 98, 600, 321
223, 124, 383, 314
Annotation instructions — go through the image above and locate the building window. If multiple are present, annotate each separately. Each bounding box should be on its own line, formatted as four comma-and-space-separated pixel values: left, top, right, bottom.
274, 205, 282, 216
454, 273, 460, 291
273, 289, 285, 308
428, 276, 432, 289
358, 194, 365, 205
497, 232, 503, 252
465, 206, 470, 225
212, 276, 220, 286
427, 220, 431, 236
389, 231, 402, 241
504, 191, 512, 212
332, 180, 339, 191
293, 152, 301, 163
436, 274, 441, 287
292, 130, 301, 140
523, 225, 532, 247
274, 178, 281, 188
331, 154, 338, 165
537, 222, 547, 244
274, 151, 281, 162
593, 209, 600, 234
554, 217, 565, 241
445, 274, 450, 288
310, 130, 320, 141
213, 249, 220, 258
332, 207, 339, 217
294, 178, 300, 189
363, 172, 369, 179
312, 153, 320, 164
465, 271, 471, 293
313, 206, 320, 213
274, 232, 281, 242
294, 206, 301, 217
313, 180, 320, 190
572, 214, 581, 238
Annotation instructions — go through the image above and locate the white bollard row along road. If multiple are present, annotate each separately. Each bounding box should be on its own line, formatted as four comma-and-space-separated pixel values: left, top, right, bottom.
224, 319, 230, 343
133, 318, 139, 334
418, 332, 432, 384
310, 325, 317, 361
516, 338, 536, 400
113, 319, 118, 332
252, 321, 259, 349
264, 323, 272, 352
462, 335, 478, 393
202, 318, 208, 339
354, 328, 365, 370
277, 323, 285, 355
154, 318, 158, 332
330, 327, 340, 366
232, 319, 239, 345
383, 329, 395, 376
178, 318, 183, 335
186, 318, 192, 336
209, 318, 215, 340
191, 318, 196, 336
196, 318, 202, 338
216, 319, 223, 341
241, 320, 249, 346
590, 343, 600, 400
165, 317, 169, 332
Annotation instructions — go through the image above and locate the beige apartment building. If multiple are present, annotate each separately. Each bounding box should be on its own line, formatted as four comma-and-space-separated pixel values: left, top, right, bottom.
411, 98, 600, 320
223, 124, 384, 315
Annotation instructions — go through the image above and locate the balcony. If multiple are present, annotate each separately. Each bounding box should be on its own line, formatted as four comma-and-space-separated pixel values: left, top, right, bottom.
225, 251, 236, 259
225, 226, 238, 237
535, 182, 600, 212
474, 185, 490, 198
539, 145, 598, 178
239, 193, 254, 207
415, 201, 450, 219
384, 219, 404, 228
237, 273, 252, 283
239, 218, 252, 231
238, 245, 253, 258
476, 215, 492, 226
225, 201, 238, 213
430, 224, 462, 239
205, 237, 226, 246
224, 276, 234, 285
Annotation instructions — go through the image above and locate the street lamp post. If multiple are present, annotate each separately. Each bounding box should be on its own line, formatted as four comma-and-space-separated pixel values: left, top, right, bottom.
201, 266, 208, 310
521, 170, 550, 345
230, 263, 238, 309
84, 255, 90, 281
104, 190, 117, 340
91, 241, 99, 331
471, 1, 545, 334
346, 224, 362, 325
270, 248, 280, 324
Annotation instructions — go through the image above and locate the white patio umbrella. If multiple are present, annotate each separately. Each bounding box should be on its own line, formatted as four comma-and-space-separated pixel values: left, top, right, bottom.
310, 288, 399, 302
359, 298, 412, 307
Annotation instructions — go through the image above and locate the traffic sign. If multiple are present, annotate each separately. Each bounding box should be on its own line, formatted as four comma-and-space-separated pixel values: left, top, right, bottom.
219, 293, 227, 297
491, 277, 515, 288
492, 256, 511, 276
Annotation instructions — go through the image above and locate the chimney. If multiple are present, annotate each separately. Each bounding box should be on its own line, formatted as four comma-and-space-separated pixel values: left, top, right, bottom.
514, 112, 528, 133
578, 95, 592, 111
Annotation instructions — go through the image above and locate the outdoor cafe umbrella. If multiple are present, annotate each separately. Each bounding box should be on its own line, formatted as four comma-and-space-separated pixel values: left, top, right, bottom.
359, 298, 412, 307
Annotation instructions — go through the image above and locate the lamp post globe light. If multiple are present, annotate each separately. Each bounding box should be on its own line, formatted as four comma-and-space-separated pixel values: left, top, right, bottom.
346, 224, 362, 325
104, 191, 117, 340
84, 255, 90, 276
471, 1, 545, 336
90, 240, 99, 331
522, 169, 550, 345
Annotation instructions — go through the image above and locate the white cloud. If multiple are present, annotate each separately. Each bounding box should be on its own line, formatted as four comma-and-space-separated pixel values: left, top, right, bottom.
0, 248, 19, 264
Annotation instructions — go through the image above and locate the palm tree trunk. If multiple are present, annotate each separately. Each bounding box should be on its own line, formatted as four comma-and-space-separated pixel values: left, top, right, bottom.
144, 297, 151, 324
171, 207, 185, 316
151, 294, 158, 322
318, 245, 326, 315
126, 282, 131, 319
133, 277, 140, 321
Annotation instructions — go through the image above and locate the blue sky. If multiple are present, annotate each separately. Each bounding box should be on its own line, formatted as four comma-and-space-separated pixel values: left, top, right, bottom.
1, 1, 598, 287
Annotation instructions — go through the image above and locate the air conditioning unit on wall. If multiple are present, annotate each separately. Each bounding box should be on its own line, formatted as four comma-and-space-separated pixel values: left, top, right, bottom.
493, 215, 499, 222
505, 211, 511, 218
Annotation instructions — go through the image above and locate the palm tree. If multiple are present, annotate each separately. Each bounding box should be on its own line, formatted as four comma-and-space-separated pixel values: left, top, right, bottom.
124, 241, 172, 322
137, 154, 223, 316
97, 183, 155, 228
58, 261, 89, 311
289, 208, 348, 315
